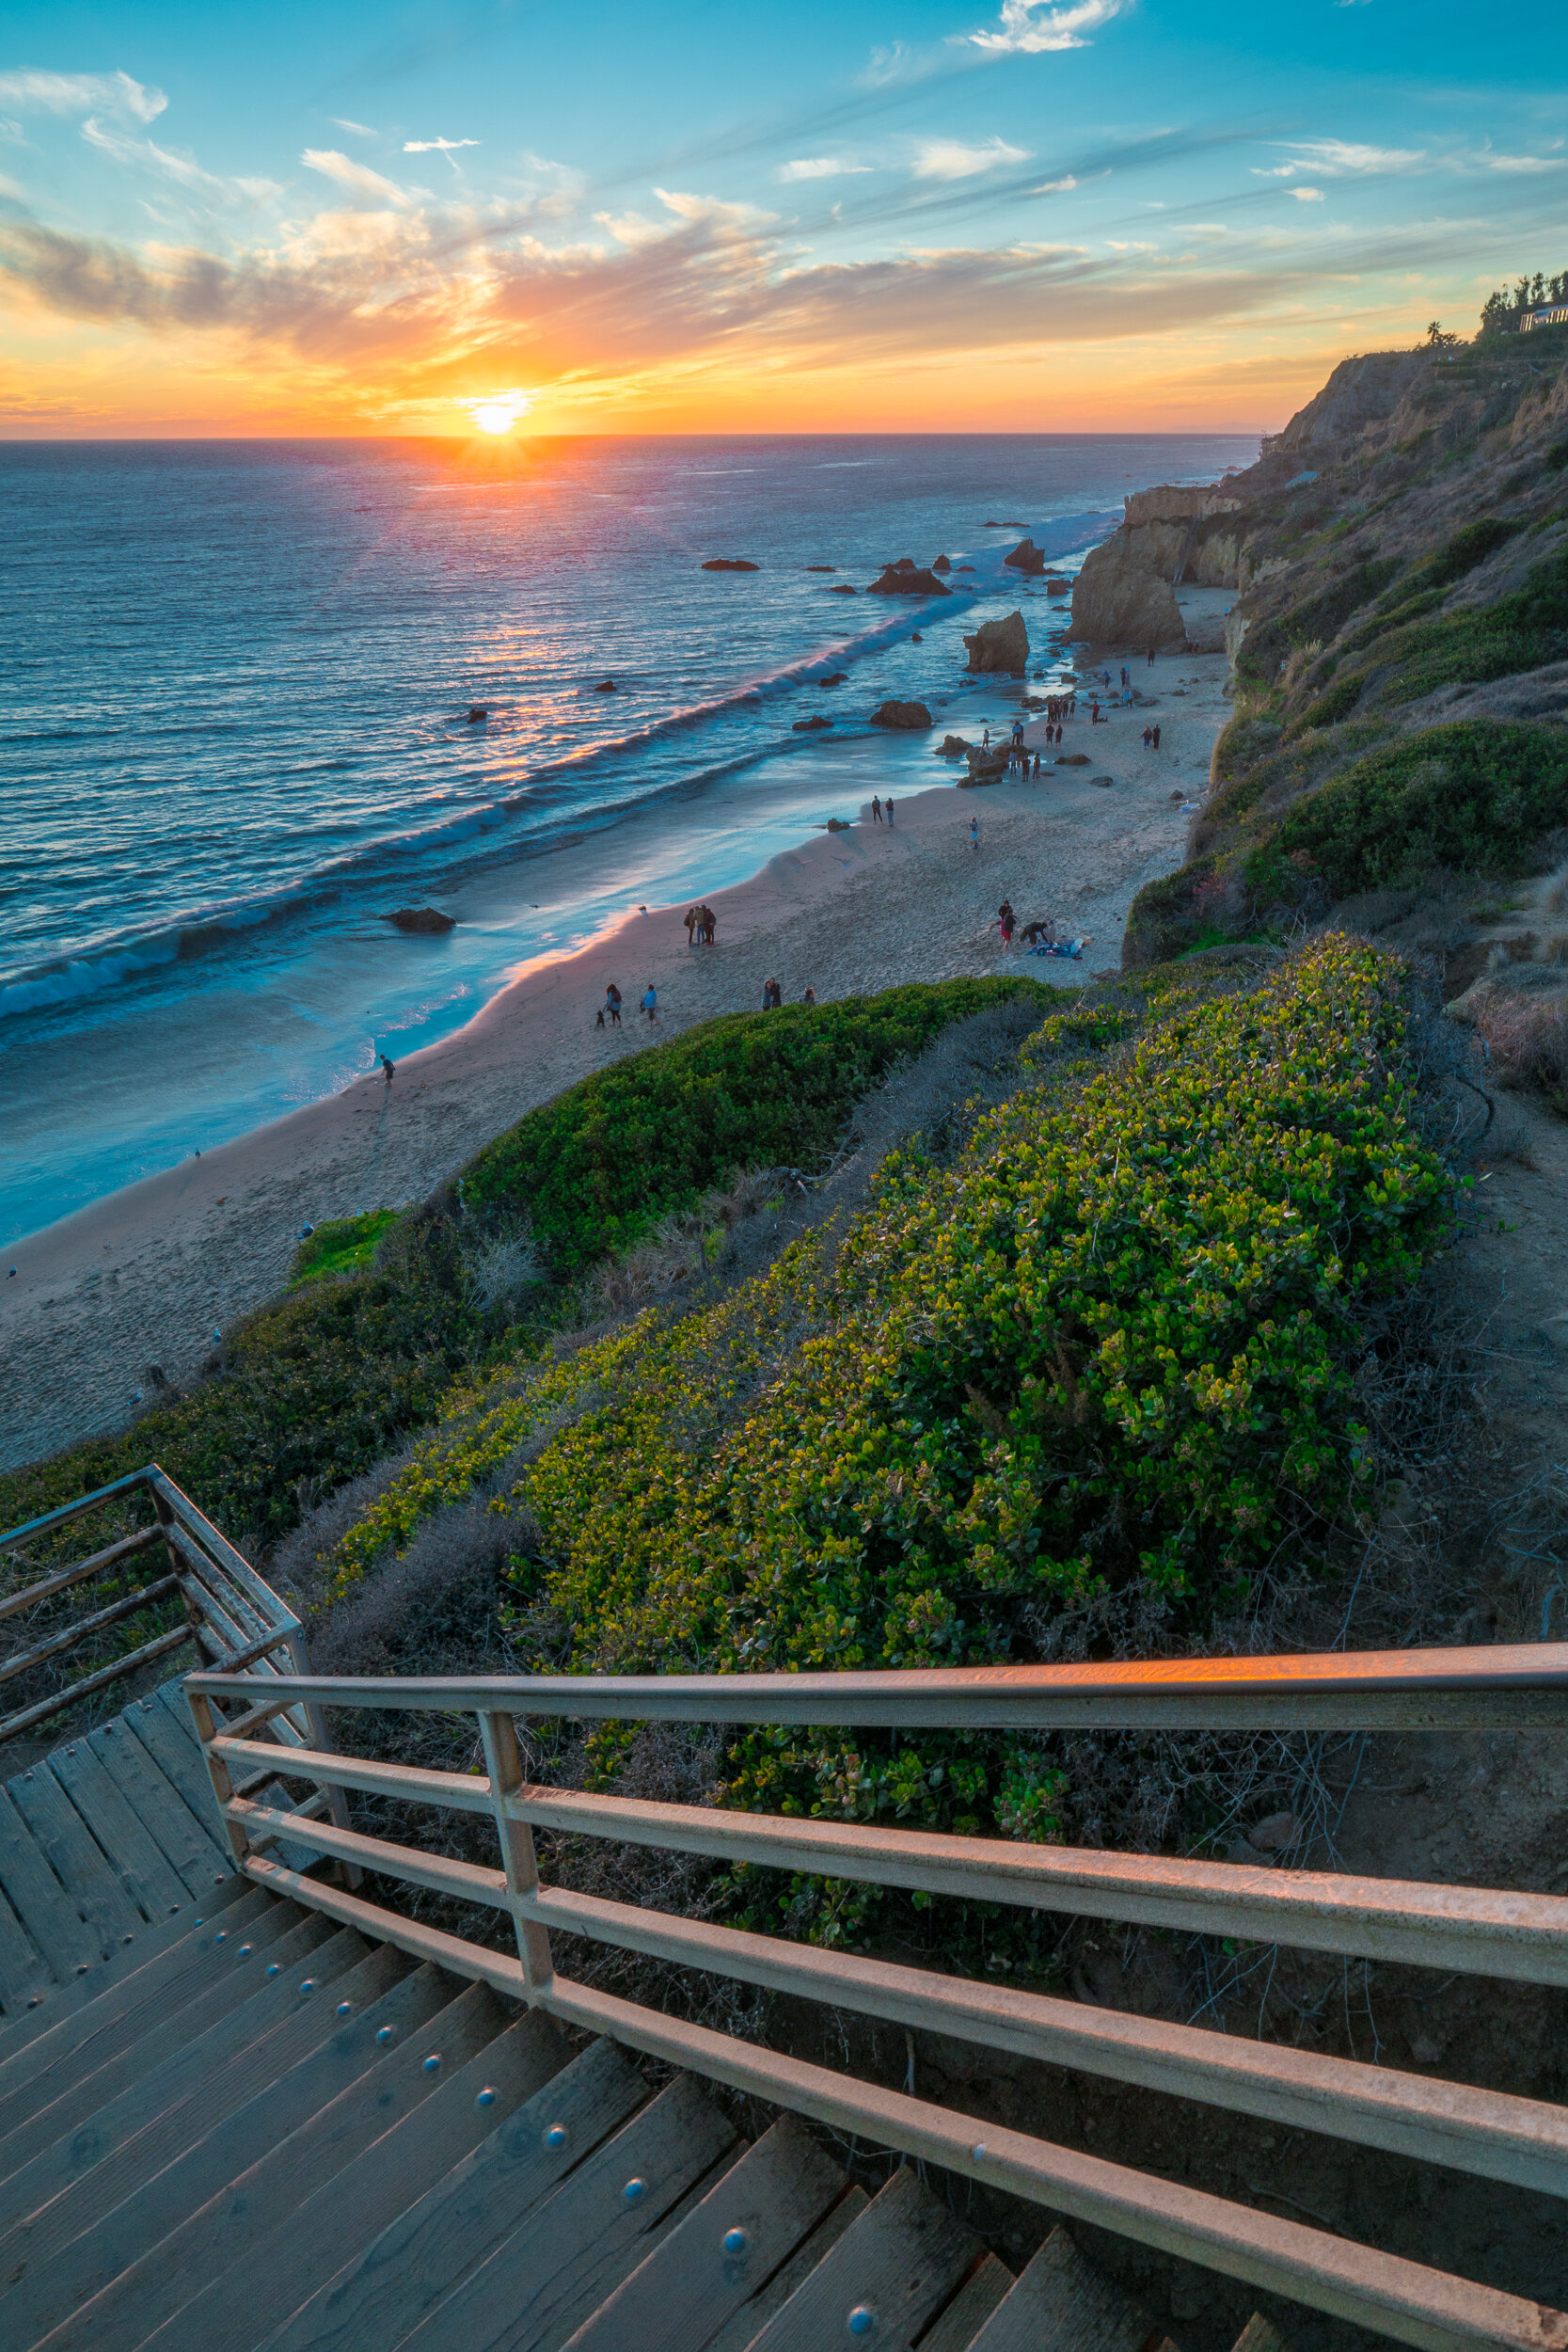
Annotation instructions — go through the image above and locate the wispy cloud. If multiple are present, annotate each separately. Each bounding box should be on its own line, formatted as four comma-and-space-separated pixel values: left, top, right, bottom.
331, 119, 376, 137
1289, 185, 1324, 201
300, 149, 411, 205
912, 135, 1028, 181
0, 69, 165, 122
1031, 173, 1077, 193
778, 156, 872, 182
1290, 137, 1424, 173
964, 0, 1129, 56
1482, 152, 1566, 174
82, 117, 280, 208
404, 136, 480, 173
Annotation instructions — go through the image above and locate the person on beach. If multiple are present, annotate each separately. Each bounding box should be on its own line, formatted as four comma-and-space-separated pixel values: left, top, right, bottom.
1142, 725, 1152, 749
1032, 753, 1041, 778
1148, 646, 1156, 664
641, 983, 658, 1023
1152, 725, 1162, 750
684, 906, 700, 946
981, 726, 990, 750
885, 797, 895, 824
596, 984, 621, 1028
379, 1054, 395, 1086
871, 795, 883, 824
969, 815, 979, 850
1089, 698, 1101, 724
802, 985, 816, 1003
994, 900, 1015, 948
763, 977, 783, 1009
1019, 917, 1055, 947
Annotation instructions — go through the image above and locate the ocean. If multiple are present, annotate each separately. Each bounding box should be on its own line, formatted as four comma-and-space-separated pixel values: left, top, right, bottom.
0, 432, 1254, 1248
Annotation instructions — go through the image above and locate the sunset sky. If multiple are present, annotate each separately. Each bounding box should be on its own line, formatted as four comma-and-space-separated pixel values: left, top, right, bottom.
2, 0, 1561, 437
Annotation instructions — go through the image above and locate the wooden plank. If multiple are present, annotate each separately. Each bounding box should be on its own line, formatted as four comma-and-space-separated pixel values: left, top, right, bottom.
121, 1687, 229, 1835
149, 1469, 300, 1627
1230, 2320, 1294, 2352
258, 2037, 651, 2352
6, 1953, 445, 2351
562, 2116, 847, 2352
0, 1878, 49, 2018
704, 2189, 868, 2352
86, 2006, 569, 2352
0, 1525, 163, 1625
0, 1871, 250, 2065
916, 2255, 1015, 2352
0, 1914, 343, 2213
0, 1783, 99, 1979
87, 1714, 233, 1896
212, 1736, 495, 1815
742, 2166, 977, 2352
0, 1884, 276, 2112
0, 1466, 155, 1549
7, 1761, 144, 1948
0, 1573, 181, 1691
0, 1893, 308, 2153
185, 1641, 1568, 1735
393, 2073, 738, 2352
0, 1920, 367, 2295
967, 2226, 1155, 2352
48, 1735, 191, 1924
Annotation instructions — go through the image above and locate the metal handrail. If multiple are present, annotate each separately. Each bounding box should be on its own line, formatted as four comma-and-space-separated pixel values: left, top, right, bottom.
183, 1649, 1568, 2351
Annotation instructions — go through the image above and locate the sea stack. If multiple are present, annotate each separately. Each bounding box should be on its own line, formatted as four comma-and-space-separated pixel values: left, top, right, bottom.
865, 558, 951, 597
962, 611, 1029, 675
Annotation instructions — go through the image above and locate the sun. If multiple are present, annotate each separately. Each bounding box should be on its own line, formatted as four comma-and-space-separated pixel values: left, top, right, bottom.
459, 389, 533, 436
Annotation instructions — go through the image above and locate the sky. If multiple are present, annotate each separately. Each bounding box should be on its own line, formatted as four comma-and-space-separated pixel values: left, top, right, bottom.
0, 0, 1563, 437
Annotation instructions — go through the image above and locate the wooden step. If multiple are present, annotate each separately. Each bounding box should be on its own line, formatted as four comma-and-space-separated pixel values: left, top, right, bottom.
965, 2226, 1157, 2352
0, 1878, 52, 2017
85, 1717, 232, 1899
0, 1902, 318, 2177
738, 2164, 979, 2352
915, 2255, 1015, 2351
7, 1763, 145, 1954
391, 2071, 738, 2352
0, 1948, 425, 2347
0, 1893, 296, 2148
562, 2114, 848, 2352
0, 1877, 249, 2061
119, 1691, 225, 1839
45, 1736, 193, 1929
119, 2008, 569, 2352
0, 1784, 103, 1983
33, 1977, 506, 2352
0, 1920, 357, 2254
705, 2189, 869, 2352
255, 2035, 650, 2352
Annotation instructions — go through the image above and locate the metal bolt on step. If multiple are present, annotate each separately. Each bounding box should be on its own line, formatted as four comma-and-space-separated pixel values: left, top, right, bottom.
723, 2228, 749, 2257
376, 2026, 395, 2043
336, 2001, 353, 2016
266, 1964, 279, 1978
422, 2055, 442, 2074
300, 1979, 317, 1993
239, 1944, 252, 1956
971, 2143, 987, 2163
476, 2088, 498, 2108
623, 2178, 646, 2204
74, 1963, 89, 1976
847, 2310, 877, 2338
214, 1931, 227, 1943
544, 2124, 568, 2151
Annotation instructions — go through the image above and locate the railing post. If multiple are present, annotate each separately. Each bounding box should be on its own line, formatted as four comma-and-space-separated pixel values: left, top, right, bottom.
188, 1689, 255, 1876
150, 1479, 208, 1658
479, 1709, 554, 2001
269, 1631, 359, 1887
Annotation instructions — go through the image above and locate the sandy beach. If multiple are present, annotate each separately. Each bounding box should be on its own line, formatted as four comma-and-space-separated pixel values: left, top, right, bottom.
1, 647, 1230, 1472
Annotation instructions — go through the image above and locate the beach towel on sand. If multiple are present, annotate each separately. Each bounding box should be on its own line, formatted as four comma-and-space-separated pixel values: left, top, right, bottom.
1029, 938, 1086, 959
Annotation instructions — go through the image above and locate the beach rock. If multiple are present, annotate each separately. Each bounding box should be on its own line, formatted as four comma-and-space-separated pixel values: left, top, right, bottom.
826, 817, 851, 832
593, 677, 616, 691
466, 705, 488, 723
1004, 536, 1046, 576
793, 714, 834, 731
820, 671, 847, 687
911, 631, 922, 643
829, 583, 857, 595
1045, 577, 1069, 596
964, 745, 1008, 782
868, 699, 932, 730
1091, 774, 1115, 787
963, 610, 1029, 675
386, 907, 456, 934
1070, 533, 1185, 648
937, 735, 971, 757
1059, 753, 1090, 766
865, 558, 952, 597
702, 558, 759, 571
805, 564, 837, 572
955, 563, 975, 573
932, 555, 952, 572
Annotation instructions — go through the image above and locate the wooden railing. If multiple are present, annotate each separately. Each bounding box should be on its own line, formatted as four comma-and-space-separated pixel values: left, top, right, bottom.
185, 1648, 1568, 2352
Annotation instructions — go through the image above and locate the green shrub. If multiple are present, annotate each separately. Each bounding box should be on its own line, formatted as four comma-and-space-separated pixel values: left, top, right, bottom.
1248, 721, 1568, 899
292, 1209, 404, 1286
1370, 541, 1568, 704
1393, 516, 1521, 598
460, 980, 1049, 1278
1236, 559, 1402, 683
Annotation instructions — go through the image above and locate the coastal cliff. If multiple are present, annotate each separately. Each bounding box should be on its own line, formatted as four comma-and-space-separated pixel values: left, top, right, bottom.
1115, 322, 1568, 975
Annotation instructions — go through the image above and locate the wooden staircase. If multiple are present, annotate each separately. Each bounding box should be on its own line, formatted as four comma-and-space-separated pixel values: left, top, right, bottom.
0, 1880, 1289, 2352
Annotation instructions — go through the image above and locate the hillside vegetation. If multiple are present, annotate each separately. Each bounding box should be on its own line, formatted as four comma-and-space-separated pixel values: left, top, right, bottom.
1122, 314, 1568, 967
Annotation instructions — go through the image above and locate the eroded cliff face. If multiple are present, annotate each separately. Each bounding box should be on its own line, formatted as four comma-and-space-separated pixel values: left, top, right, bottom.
1070, 487, 1248, 650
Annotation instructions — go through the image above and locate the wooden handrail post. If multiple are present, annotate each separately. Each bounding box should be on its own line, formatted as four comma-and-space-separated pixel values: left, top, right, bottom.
283, 1632, 360, 1887
189, 1689, 255, 1874
479, 1709, 553, 2000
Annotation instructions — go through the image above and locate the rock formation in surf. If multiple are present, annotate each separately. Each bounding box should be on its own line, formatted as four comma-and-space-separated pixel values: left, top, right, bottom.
963, 611, 1029, 675
1004, 537, 1045, 576
865, 558, 952, 597
386, 908, 456, 934
868, 700, 932, 729
702, 558, 760, 571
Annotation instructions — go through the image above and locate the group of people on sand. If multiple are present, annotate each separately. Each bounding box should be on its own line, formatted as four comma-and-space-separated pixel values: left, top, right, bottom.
869, 795, 895, 824
1039, 693, 1076, 727
1140, 724, 1164, 750
762, 978, 816, 1009
684, 903, 717, 946
596, 982, 660, 1028
990, 898, 1091, 961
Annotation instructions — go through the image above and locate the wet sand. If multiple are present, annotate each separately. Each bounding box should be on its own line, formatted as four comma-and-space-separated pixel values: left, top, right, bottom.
0, 647, 1230, 1472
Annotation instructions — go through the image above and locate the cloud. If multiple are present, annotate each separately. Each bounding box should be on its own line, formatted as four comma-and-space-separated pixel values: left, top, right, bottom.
778, 157, 872, 182
1482, 153, 1567, 174
1030, 174, 1077, 193
965, 0, 1128, 56
301, 149, 411, 206
1275, 138, 1424, 177
331, 119, 376, 137
82, 117, 281, 208
1289, 186, 1324, 201
0, 70, 165, 122
913, 135, 1028, 181
404, 136, 481, 173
